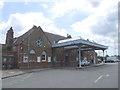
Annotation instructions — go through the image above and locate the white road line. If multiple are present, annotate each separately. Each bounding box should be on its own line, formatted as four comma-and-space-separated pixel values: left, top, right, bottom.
20, 73, 33, 81
94, 75, 103, 83
106, 74, 110, 77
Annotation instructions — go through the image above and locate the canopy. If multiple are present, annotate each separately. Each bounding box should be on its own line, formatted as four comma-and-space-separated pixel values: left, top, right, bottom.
52, 37, 108, 50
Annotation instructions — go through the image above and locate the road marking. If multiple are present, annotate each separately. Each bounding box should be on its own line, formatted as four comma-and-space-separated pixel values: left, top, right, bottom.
94, 75, 103, 83
106, 74, 110, 77
24, 73, 33, 79
20, 73, 33, 82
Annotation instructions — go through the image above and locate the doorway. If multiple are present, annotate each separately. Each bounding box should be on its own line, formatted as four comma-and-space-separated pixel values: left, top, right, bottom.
65, 56, 69, 66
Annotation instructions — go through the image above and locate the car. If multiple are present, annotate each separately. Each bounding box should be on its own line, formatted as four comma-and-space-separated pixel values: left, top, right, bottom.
105, 59, 116, 63
81, 60, 90, 66
114, 59, 120, 62
98, 59, 102, 63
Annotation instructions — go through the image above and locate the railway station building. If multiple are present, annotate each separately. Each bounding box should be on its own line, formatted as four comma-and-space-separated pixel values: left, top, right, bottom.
2, 25, 108, 69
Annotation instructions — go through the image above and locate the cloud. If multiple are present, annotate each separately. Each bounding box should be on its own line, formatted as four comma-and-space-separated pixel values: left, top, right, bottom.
50, 0, 104, 18
70, 0, 118, 55
0, 12, 67, 44
0, 0, 4, 8
90, 2, 100, 8
71, 0, 118, 37
41, 4, 48, 9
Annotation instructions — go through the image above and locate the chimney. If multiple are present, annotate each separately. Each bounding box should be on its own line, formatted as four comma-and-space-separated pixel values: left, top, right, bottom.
32, 25, 37, 29
6, 27, 14, 45
67, 34, 72, 38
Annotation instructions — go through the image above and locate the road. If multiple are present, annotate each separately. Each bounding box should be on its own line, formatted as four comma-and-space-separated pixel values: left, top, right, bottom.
2, 63, 118, 88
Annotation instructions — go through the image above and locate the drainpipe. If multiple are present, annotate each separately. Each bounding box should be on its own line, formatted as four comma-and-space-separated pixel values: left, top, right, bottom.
18, 43, 20, 68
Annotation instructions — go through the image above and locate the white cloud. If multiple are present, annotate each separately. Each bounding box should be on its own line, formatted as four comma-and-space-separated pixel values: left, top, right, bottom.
42, 23, 67, 36
50, 0, 104, 18
70, 0, 118, 55
0, 12, 67, 44
41, 4, 48, 9
0, 0, 4, 8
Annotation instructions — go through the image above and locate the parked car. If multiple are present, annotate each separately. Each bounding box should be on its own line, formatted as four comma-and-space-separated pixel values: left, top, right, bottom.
114, 59, 120, 62
81, 60, 90, 66
98, 59, 102, 63
105, 59, 116, 63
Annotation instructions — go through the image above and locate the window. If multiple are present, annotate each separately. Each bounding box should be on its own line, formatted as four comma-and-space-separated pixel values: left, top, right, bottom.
8, 58, 12, 62
12, 46, 16, 51
23, 56, 28, 63
76, 57, 78, 61
48, 57, 51, 62
3, 58, 7, 62
29, 50, 36, 63
54, 57, 56, 62
37, 56, 41, 62
42, 51, 46, 61
29, 49, 35, 54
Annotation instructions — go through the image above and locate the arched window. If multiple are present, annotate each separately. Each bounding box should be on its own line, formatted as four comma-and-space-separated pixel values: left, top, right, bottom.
42, 51, 46, 61
29, 49, 36, 62
29, 49, 35, 54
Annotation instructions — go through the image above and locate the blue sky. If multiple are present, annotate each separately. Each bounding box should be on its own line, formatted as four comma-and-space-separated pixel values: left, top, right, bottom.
0, 0, 118, 56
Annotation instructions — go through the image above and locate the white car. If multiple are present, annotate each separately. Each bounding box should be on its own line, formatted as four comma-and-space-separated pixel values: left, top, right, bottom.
114, 59, 120, 62
81, 60, 90, 66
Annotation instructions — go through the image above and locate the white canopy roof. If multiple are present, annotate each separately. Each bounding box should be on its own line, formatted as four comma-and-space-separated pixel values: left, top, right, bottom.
52, 37, 108, 50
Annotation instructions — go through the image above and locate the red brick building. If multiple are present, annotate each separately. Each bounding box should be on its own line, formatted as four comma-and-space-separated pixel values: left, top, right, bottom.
2, 25, 108, 69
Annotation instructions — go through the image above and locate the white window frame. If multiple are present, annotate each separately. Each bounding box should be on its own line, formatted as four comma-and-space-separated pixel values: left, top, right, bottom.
3, 58, 7, 62
37, 56, 41, 62
23, 56, 28, 63
41, 51, 46, 62
48, 57, 51, 62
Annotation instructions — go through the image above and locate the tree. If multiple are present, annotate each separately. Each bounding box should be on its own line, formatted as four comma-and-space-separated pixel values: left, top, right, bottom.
106, 55, 109, 57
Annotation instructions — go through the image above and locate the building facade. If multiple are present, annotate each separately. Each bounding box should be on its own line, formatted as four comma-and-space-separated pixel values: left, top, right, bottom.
2, 25, 106, 69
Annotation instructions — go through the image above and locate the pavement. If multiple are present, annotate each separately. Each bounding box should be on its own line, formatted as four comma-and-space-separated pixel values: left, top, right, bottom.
2, 63, 105, 79
2, 68, 52, 79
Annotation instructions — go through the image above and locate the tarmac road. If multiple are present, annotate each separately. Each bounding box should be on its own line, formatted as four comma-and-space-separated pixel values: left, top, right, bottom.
2, 63, 118, 88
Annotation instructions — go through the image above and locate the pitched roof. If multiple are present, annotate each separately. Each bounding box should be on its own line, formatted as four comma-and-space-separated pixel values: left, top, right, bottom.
13, 26, 35, 45
13, 26, 67, 45
44, 32, 67, 44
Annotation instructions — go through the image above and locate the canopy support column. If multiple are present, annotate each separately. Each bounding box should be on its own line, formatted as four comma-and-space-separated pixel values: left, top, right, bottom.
103, 50, 105, 63
93, 50, 96, 65
78, 46, 81, 68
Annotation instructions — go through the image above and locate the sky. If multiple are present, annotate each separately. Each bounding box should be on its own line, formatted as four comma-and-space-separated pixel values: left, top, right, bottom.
0, 0, 119, 56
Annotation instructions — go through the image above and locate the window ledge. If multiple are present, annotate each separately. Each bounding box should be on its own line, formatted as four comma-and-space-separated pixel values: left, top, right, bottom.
42, 60, 46, 62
